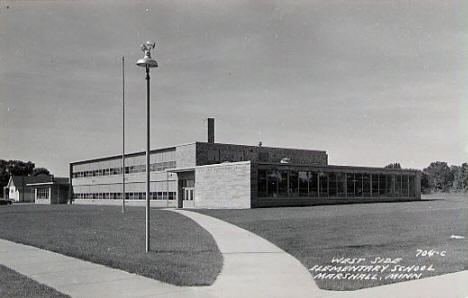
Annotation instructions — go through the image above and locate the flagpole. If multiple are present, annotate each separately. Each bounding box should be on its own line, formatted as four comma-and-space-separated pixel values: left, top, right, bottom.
122, 56, 126, 213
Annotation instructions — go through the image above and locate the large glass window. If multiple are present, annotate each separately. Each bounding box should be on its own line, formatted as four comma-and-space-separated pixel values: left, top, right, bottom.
355, 173, 363, 196
279, 170, 288, 196
328, 172, 337, 196
258, 170, 267, 197
299, 171, 309, 196
402, 175, 409, 197
267, 170, 279, 197
346, 173, 355, 197
363, 174, 371, 197
395, 175, 402, 196
409, 175, 415, 197
378, 174, 386, 196
319, 172, 328, 197
309, 172, 318, 197
371, 174, 379, 197
336, 172, 346, 196
386, 175, 393, 196
289, 171, 299, 197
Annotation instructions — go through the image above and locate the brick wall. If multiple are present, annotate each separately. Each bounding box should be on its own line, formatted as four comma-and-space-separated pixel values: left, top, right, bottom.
194, 161, 251, 209
196, 142, 327, 166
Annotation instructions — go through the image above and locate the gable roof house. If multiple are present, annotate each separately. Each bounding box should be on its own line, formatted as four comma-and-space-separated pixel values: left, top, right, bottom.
4, 175, 69, 204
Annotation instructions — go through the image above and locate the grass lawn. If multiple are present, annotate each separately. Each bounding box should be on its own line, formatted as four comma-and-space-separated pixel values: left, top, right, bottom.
0, 264, 69, 298
0, 205, 222, 286
197, 193, 467, 290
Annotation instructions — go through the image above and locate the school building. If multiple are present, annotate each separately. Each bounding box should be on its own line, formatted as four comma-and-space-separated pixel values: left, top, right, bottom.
70, 119, 421, 209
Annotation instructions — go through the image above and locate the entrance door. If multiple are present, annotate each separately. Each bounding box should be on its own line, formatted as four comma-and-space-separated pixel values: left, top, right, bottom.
183, 187, 194, 201
183, 187, 194, 208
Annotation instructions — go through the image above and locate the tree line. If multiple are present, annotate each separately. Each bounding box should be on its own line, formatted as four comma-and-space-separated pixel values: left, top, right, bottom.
386, 161, 468, 193
0, 160, 51, 198
1, 159, 465, 198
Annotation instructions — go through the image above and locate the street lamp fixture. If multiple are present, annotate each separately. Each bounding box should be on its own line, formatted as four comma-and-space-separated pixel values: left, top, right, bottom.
137, 41, 158, 253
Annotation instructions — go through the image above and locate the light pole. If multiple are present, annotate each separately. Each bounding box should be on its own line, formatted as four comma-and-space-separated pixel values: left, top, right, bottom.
137, 41, 158, 252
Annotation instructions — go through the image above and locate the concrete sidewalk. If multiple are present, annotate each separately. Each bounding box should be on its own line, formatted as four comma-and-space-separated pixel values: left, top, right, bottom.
170, 209, 324, 298
0, 238, 194, 298
0, 209, 466, 298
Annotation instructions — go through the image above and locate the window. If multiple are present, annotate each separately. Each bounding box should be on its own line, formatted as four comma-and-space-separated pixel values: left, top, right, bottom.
329, 172, 337, 196
346, 173, 354, 197
319, 172, 328, 197
298, 171, 309, 196
409, 175, 415, 197
395, 175, 402, 196
336, 172, 346, 196
278, 170, 288, 196
258, 170, 267, 197
386, 175, 393, 196
37, 188, 49, 199
355, 173, 363, 196
402, 175, 409, 197
267, 170, 279, 197
309, 172, 318, 197
363, 174, 371, 197
378, 174, 386, 196
289, 171, 299, 197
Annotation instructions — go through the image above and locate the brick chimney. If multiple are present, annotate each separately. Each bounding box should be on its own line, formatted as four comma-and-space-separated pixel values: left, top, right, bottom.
208, 118, 215, 143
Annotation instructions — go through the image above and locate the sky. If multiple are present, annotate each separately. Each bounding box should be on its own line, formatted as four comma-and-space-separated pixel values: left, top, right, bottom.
0, 0, 467, 177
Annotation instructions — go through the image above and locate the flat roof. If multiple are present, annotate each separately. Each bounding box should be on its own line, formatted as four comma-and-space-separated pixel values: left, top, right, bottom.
255, 162, 420, 173
70, 141, 327, 166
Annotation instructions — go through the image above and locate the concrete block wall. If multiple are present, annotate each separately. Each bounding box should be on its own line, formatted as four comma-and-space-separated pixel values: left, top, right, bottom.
194, 161, 251, 209
175, 143, 197, 168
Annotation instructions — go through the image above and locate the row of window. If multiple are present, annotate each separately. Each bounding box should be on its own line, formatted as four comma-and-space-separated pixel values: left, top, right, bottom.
73, 192, 176, 200
72, 161, 176, 178
258, 170, 416, 198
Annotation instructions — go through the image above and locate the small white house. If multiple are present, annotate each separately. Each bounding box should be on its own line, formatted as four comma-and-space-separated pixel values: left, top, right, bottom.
3, 175, 69, 204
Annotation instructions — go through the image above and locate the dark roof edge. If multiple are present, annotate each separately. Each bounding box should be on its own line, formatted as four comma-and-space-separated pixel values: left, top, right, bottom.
195, 141, 327, 153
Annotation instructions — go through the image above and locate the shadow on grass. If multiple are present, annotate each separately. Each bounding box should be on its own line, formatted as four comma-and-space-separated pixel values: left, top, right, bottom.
0, 205, 223, 287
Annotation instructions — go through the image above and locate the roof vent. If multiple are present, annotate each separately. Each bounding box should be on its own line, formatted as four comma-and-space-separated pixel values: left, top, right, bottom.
280, 157, 291, 164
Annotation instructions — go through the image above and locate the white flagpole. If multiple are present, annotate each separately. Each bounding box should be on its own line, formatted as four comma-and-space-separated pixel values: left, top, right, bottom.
122, 56, 126, 213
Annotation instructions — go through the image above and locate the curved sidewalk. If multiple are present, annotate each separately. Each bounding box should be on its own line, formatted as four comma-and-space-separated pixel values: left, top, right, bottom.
0, 210, 322, 298
170, 209, 324, 298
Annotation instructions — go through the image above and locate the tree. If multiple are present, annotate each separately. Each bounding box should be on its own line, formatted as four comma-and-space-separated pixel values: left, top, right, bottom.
450, 165, 463, 192
7, 160, 35, 176
32, 167, 50, 176
0, 160, 52, 198
458, 163, 468, 192
0, 160, 8, 198
423, 161, 452, 192
385, 163, 401, 169
421, 172, 430, 194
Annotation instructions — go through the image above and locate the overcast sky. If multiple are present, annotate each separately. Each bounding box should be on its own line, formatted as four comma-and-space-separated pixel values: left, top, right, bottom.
0, 0, 466, 176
